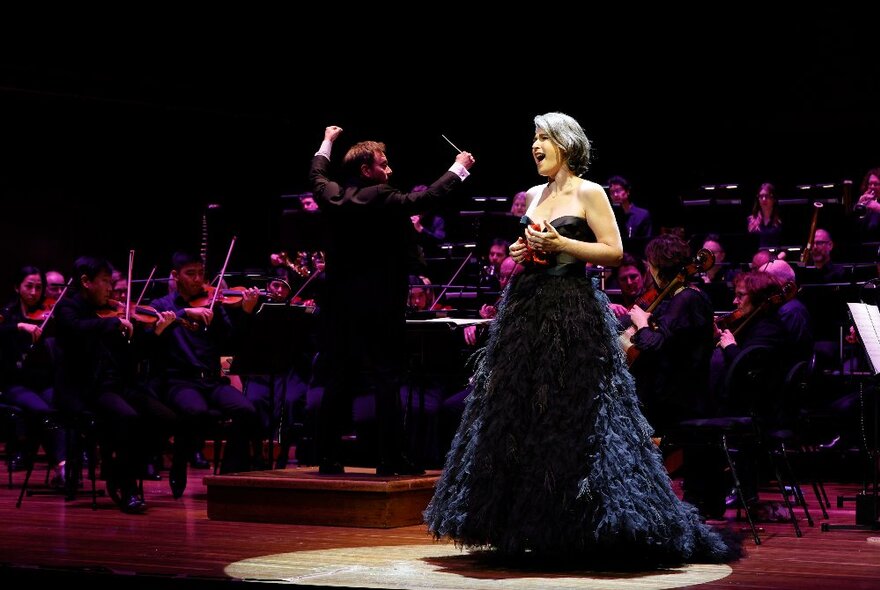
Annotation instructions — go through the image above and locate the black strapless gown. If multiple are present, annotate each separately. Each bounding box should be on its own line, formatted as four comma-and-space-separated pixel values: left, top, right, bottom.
424, 215, 741, 568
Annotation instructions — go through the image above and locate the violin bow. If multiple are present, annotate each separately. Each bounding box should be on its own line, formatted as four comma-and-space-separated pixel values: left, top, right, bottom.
134, 265, 157, 309
125, 249, 135, 324
430, 252, 472, 311
20, 278, 74, 366
36, 279, 73, 334
209, 236, 237, 312
291, 269, 321, 302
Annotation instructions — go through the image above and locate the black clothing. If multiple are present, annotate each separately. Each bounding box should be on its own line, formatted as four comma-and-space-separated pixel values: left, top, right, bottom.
150, 291, 258, 473
309, 153, 466, 469
629, 286, 716, 431
426, 215, 739, 567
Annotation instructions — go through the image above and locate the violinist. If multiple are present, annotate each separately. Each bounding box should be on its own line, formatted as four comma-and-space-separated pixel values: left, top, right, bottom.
45, 269, 66, 301
0, 266, 66, 486
715, 271, 793, 374
53, 256, 179, 514
149, 251, 261, 493
626, 235, 716, 430
624, 236, 722, 520
710, 270, 797, 514
607, 252, 648, 319
759, 259, 813, 362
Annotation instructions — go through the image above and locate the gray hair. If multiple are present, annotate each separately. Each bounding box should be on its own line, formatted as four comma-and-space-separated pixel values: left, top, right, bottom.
533, 112, 591, 177
760, 259, 796, 284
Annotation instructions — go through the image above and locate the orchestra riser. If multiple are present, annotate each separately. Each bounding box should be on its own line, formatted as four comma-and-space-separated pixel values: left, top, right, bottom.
204, 467, 439, 528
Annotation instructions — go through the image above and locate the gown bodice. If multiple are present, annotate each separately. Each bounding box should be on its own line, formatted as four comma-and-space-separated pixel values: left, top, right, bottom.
520, 215, 594, 276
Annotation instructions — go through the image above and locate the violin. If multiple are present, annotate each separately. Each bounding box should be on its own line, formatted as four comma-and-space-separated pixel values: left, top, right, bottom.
97, 299, 199, 331
631, 285, 659, 311
621, 248, 716, 367
715, 308, 747, 332
716, 280, 797, 344
24, 298, 56, 322
188, 285, 253, 308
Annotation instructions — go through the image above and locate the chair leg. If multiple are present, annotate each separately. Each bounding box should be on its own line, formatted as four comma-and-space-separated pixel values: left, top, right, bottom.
213, 438, 222, 475
722, 434, 761, 545
15, 435, 41, 508
766, 446, 804, 536
84, 426, 99, 510
15, 461, 36, 508
778, 442, 815, 527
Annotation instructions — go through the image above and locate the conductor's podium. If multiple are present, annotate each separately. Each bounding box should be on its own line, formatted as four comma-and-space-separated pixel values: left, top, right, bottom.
204, 467, 440, 528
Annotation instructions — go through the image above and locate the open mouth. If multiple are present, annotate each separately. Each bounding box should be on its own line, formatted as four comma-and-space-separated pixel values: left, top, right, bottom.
534, 153, 545, 163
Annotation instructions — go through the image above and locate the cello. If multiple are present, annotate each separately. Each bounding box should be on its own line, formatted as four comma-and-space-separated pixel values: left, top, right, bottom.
620, 248, 716, 367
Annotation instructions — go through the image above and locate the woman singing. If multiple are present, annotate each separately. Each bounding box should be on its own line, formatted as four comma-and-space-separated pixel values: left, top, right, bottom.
424, 112, 741, 568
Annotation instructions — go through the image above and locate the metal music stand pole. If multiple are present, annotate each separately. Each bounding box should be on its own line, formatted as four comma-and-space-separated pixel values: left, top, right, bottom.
229, 303, 312, 468
822, 302, 880, 531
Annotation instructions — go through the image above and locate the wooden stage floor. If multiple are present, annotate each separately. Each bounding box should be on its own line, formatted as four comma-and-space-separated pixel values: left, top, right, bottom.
1, 464, 879, 589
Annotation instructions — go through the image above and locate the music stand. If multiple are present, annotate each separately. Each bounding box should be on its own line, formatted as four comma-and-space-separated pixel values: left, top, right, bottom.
403, 318, 488, 466
822, 302, 880, 531
229, 303, 316, 465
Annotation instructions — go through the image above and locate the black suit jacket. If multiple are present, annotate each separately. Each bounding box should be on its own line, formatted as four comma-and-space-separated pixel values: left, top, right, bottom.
53, 292, 125, 404
309, 154, 464, 365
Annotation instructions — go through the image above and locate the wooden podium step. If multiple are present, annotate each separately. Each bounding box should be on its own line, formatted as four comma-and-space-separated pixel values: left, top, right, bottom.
204, 466, 440, 528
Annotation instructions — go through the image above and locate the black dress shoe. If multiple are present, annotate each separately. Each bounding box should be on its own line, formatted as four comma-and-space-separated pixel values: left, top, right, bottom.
106, 477, 122, 506
144, 463, 162, 481
190, 451, 211, 470
9, 452, 25, 472
169, 460, 187, 500
318, 462, 345, 475
120, 494, 147, 514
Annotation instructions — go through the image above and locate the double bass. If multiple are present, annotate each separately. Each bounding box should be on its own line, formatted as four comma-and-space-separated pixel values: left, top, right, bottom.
620, 248, 716, 367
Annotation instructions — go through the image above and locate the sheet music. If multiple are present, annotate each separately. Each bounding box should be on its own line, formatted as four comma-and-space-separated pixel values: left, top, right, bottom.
847, 302, 880, 375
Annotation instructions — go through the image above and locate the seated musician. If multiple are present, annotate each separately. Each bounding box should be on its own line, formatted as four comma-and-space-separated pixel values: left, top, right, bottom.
0, 266, 66, 485
53, 256, 179, 513
626, 234, 716, 430
149, 251, 261, 493
624, 234, 721, 519
714, 270, 793, 414
759, 259, 814, 363
696, 233, 736, 311
606, 252, 648, 319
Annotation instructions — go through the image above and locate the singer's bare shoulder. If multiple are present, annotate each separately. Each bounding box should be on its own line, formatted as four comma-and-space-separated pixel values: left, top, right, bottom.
525, 184, 547, 205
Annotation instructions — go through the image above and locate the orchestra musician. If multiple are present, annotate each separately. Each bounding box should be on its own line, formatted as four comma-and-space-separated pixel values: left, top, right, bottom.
149, 251, 261, 496
0, 266, 66, 486
623, 235, 721, 520
52, 256, 178, 513
45, 269, 66, 301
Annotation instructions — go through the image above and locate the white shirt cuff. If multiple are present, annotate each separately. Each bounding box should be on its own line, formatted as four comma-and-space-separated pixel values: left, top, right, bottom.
449, 162, 470, 181
315, 140, 333, 160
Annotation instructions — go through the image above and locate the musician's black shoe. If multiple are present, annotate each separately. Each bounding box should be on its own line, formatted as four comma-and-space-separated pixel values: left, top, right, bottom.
169, 459, 187, 500
144, 462, 162, 481
318, 461, 345, 475
9, 452, 25, 472
120, 493, 147, 514
190, 450, 211, 470
376, 455, 425, 477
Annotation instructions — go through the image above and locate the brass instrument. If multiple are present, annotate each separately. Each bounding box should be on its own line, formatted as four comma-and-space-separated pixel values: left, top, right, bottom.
841, 179, 853, 212
800, 201, 824, 265
272, 251, 311, 277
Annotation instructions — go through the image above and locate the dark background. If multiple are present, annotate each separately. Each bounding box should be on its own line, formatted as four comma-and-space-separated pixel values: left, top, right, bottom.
1, 11, 878, 293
